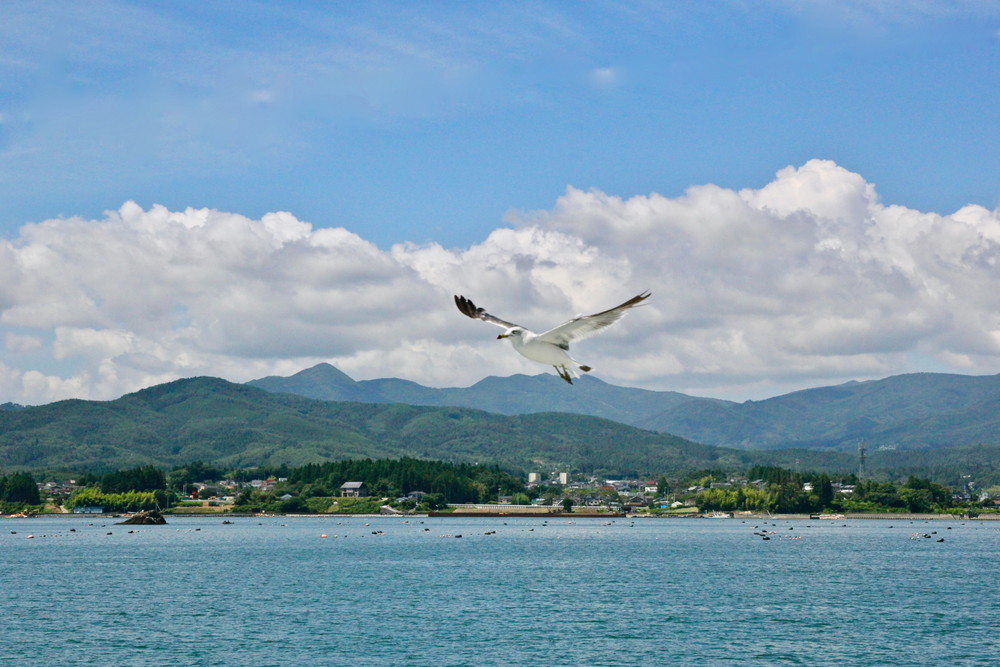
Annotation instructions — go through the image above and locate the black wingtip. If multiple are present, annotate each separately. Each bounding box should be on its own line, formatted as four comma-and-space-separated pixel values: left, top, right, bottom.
619, 290, 651, 310
454, 294, 481, 319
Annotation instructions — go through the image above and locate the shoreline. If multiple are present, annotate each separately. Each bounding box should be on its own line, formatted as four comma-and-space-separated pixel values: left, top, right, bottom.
4, 511, 997, 521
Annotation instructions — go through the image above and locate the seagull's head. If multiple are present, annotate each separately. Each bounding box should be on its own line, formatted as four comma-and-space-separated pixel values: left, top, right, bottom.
498, 327, 524, 340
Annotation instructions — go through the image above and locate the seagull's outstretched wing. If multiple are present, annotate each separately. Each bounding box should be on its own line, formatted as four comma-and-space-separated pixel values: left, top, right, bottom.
535, 291, 650, 346
454, 295, 521, 330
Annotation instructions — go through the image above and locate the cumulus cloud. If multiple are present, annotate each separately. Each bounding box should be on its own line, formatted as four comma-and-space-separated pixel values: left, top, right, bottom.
1, 159, 999, 404
4, 333, 41, 354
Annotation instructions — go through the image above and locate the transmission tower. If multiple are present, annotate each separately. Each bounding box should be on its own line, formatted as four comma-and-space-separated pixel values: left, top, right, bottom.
857, 440, 867, 482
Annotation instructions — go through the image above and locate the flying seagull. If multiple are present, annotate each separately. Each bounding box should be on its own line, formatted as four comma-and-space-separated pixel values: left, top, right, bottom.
454, 291, 651, 384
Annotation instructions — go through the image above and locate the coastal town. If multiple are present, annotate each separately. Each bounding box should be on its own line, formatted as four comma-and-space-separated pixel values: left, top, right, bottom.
4, 466, 998, 519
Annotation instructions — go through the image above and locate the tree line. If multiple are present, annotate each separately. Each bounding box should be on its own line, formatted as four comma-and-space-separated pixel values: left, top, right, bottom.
234, 458, 529, 513
5, 458, 990, 515
78, 465, 166, 494
693, 467, 959, 514
284, 457, 525, 501
0, 471, 41, 511
45, 458, 526, 513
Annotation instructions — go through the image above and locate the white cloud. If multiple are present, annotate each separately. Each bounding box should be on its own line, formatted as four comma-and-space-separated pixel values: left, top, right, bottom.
1, 159, 999, 404
4, 332, 42, 354
509, 159, 1000, 395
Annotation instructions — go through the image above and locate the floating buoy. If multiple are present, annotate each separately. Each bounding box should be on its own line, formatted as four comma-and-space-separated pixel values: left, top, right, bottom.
320, 534, 328, 538
26, 534, 34, 539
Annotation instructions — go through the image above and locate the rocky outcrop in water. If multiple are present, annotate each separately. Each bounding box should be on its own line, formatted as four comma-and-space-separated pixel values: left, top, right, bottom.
117, 510, 167, 525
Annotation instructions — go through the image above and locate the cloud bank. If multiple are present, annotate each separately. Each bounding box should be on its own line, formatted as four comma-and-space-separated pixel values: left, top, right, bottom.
2, 159, 999, 404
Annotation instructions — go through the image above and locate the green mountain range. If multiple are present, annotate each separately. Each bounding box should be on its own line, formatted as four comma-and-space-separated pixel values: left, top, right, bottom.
250, 364, 1000, 451
0, 376, 825, 475
1, 368, 998, 485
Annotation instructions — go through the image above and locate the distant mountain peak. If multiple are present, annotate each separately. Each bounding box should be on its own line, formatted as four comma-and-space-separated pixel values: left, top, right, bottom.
248, 365, 1000, 453
247, 363, 369, 402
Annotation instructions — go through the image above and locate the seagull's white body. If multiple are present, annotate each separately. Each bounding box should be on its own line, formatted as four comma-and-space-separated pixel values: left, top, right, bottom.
504, 329, 579, 367
454, 292, 650, 384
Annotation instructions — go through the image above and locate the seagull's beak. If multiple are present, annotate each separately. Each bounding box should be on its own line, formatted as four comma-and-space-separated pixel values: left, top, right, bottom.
497, 333, 508, 339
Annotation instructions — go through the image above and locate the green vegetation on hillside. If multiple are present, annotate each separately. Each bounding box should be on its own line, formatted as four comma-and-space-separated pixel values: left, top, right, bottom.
2, 374, 1000, 487
0, 376, 786, 476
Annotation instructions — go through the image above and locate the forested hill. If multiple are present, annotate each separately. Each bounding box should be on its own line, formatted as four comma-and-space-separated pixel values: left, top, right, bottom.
3, 375, 998, 484
0, 376, 829, 475
250, 364, 1000, 451
645, 372, 1000, 451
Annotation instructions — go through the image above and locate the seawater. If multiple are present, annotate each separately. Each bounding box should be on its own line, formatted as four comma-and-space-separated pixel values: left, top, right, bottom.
1, 516, 997, 666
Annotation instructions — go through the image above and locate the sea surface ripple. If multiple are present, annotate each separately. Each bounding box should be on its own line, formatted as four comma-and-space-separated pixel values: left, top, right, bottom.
2, 516, 997, 666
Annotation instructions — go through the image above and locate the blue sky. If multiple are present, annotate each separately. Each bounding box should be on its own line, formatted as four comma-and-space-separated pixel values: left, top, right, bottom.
1, 1, 999, 404
3, 1, 997, 246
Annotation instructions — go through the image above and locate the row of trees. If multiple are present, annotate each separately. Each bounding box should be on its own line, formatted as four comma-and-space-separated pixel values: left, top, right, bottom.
846, 478, 953, 513
694, 469, 956, 514
78, 465, 166, 494
65, 487, 170, 513
232, 458, 528, 513
49, 459, 527, 514
7, 459, 982, 515
281, 458, 527, 503
0, 471, 41, 511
